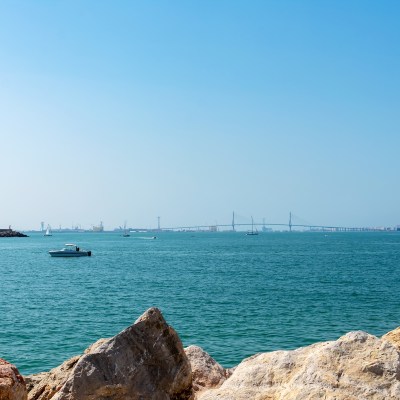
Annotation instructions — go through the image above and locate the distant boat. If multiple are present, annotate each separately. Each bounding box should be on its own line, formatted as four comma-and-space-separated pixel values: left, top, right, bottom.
122, 221, 130, 237
49, 244, 92, 257
262, 218, 272, 232
92, 221, 104, 232
246, 217, 259, 236
44, 225, 52, 236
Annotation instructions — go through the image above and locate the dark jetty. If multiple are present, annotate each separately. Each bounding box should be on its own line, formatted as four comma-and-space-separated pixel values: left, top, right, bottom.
0, 228, 28, 237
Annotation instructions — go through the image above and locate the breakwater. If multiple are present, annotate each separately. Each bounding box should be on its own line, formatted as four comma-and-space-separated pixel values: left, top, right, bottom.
0, 229, 28, 237
2, 308, 400, 400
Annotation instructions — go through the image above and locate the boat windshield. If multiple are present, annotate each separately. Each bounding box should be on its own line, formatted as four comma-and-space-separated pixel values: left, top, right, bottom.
62, 244, 79, 251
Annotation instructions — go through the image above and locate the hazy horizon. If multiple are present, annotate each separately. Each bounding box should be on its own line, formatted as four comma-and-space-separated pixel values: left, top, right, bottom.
9, 212, 400, 232
1, 1, 399, 231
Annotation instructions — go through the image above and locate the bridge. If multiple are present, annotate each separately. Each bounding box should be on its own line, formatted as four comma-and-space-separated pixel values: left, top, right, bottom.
156, 212, 393, 233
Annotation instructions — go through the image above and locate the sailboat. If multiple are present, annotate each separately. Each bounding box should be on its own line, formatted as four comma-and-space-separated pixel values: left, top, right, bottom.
122, 221, 130, 237
44, 225, 52, 236
246, 217, 259, 236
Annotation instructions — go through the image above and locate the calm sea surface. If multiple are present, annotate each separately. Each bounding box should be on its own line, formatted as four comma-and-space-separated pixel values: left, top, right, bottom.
1, 231, 400, 375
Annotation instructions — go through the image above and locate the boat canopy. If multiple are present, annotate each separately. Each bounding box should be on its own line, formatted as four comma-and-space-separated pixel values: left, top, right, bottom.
65, 243, 77, 246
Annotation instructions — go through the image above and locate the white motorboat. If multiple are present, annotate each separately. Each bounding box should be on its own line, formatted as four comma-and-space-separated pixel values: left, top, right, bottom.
49, 244, 92, 257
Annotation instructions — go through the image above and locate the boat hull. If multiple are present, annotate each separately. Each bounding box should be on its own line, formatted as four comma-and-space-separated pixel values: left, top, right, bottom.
49, 251, 91, 257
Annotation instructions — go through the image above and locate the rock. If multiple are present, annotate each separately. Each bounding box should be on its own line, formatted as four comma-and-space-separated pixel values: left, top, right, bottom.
26, 308, 192, 400
382, 326, 400, 350
197, 331, 400, 400
25, 356, 80, 400
0, 230, 28, 238
25, 338, 114, 400
25, 339, 117, 400
0, 358, 27, 400
184, 346, 229, 394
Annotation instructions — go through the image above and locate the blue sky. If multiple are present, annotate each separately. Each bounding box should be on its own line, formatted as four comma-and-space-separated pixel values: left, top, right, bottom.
1, 1, 399, 230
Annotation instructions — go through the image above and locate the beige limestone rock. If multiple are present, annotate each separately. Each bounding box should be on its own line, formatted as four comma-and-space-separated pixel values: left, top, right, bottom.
0, 358, 27, 400
198, 331, 400, 400
184, 346, 229, 394
26, 308, 192, 400
382, 326, 400, 351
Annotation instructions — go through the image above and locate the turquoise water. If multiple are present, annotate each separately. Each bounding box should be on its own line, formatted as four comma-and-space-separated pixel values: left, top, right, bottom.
1, 231, 400, 375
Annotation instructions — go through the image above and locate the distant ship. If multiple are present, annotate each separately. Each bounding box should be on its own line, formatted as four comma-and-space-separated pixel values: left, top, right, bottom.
262, 218, 272, 232
122, 221, 130, 237
262, 226, 273, 232
92, 221, 104, 232
44, 225, 52, 236
246, 217, 259, 236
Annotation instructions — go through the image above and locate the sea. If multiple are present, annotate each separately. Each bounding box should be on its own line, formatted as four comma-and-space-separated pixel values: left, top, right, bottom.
1, 231, 400, 375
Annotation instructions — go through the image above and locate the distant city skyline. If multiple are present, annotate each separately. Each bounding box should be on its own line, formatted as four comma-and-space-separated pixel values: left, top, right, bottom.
28, 211, 400, 233
1, 1, 399, 230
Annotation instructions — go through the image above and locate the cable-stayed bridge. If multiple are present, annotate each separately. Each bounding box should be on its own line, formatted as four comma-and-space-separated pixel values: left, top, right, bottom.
159, 212, 392, 232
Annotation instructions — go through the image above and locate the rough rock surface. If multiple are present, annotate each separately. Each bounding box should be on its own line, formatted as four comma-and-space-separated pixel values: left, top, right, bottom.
26, 339, 109, 400
27, 308, 192, 400
25, 356, 80, 400
184, 346, 229, 394
0, 230, 28, 238
0, 358, 27, 400
382, 326, 400, 351
198, 331, 400, 400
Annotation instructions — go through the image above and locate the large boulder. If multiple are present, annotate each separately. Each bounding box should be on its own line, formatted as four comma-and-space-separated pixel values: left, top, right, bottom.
0, 358, 27, 400
26, 308, 192, 400
198, 331, 400, 400
184, 346, 229, 394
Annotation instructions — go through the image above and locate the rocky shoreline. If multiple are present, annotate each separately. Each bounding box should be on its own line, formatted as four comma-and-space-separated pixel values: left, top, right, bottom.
0, 229, 28, 237
2, 308, 400, 399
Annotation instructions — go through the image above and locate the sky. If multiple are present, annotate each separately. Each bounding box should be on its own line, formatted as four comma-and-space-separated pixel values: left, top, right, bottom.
0, 1, 399, 230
